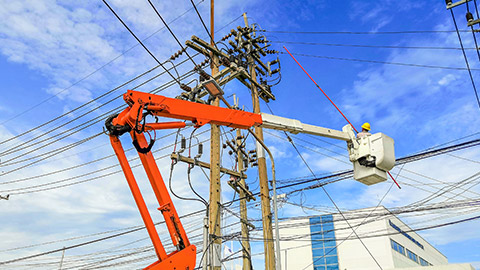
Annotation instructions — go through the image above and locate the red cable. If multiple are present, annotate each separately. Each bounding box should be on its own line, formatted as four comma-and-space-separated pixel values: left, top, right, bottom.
283, 46, 401, 189
283, 46, 358, 133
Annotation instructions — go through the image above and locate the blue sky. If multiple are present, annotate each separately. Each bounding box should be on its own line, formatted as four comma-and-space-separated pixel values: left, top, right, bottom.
0, 0, 479, 269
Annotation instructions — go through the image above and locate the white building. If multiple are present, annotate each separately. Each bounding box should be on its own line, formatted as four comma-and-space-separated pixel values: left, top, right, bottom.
278, 206, 474, 270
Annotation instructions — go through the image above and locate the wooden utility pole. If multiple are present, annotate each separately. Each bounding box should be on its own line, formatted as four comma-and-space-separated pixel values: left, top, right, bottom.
236, 128, 252, 270
208, 0, 222, 269
243, 13, 276, 270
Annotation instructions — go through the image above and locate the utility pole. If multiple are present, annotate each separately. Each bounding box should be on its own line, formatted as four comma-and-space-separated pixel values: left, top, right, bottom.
236, 124, 252, 270
208, 0, 222, 269
243, 13, 276, 270
182, 12, 280, 269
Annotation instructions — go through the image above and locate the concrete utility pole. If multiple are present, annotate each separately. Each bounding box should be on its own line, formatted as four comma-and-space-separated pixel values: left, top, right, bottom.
236, 128, 252, 270
208, 0, 222, 269
243, 13, 276, 270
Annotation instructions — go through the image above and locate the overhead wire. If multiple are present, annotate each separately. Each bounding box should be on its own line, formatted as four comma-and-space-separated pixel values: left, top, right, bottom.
0, 68, 198, 174
4, 184, 478, 267
450, 8, 480, 109
1, 128, 214, 195
277, 51, 480, 71
0, 12, 242, 166
260, 29, 472, 35
146, 0, 199, 67
466, 1, 480, 62
189, 0, 219, 51
0, 53, 197, 159
101, 0, 181, 85
0, 0, 205, 128
271, 40, 477, 50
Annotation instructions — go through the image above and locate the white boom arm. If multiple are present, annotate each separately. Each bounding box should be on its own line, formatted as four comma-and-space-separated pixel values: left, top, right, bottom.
259, 113, 395, 185
260, 113, 351, 141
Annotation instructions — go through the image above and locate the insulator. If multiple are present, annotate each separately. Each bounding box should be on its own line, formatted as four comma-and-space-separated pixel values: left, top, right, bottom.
252, 162, 258, 167
467, 12, 474, 22
197, 68, 210, 81
243, 159, 248, 168
180, 83, 192, 92
181, 137, 186, 149
223, 144, 227, 149
221, 32, 234, 41
201, 58, 210, 67
237, 135, 244, 140
170, 48, 186, 60
271, 68, 280, 75
248, 150, 256, 154
198, 143, 203, 155
265, 50, 278, 54
228, 150, 233, 155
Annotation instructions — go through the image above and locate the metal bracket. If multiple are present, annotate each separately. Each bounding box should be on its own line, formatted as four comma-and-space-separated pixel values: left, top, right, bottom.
227, 176, 256, 202
446, 0, 472, 9
170, 153, 246, 179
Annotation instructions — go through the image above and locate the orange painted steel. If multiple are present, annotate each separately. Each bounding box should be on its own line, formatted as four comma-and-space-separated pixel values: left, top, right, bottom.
107, 90, 263, 269
110, 136, 168, 261
113, 90, 263, 129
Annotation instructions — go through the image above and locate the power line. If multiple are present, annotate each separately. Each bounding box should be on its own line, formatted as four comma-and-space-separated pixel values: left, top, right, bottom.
0, 63, 159, 147
146, 0, 199, 67
0, 209, 207, 266
2, 130, 211, 195
0, 67, 198, 170
450, 9, 480, 110
271, 40, 477, 50
0, 13, 242, 151
101, 0, 181, 85
0, 16, 242, 174
278, 51, 480, 71
466, 0, 480, 62
0, 132, 103, 177
189, 0, 218, 50
261, 29, 473, 34
0, 2, 203, 128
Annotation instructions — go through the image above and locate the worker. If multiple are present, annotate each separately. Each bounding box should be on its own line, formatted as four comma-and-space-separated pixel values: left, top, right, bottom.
357, 122, 371, 138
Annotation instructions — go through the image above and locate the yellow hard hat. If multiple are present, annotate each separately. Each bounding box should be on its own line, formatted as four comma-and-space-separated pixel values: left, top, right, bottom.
361, 122, 371, 131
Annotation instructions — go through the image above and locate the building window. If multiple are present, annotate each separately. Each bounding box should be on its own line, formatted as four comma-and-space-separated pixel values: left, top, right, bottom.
407, 249, 418, 263
419, 257, 430, 266
310, 215, 339, 270
390, 239, 405, 255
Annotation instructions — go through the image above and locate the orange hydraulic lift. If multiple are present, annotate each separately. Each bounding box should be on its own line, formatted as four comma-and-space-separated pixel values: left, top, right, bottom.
105, 90, 263, 270
106, 88, 395, 269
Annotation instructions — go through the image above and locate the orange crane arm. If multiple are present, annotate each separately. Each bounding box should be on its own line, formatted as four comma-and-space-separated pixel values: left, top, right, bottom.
105, 90, 263, 270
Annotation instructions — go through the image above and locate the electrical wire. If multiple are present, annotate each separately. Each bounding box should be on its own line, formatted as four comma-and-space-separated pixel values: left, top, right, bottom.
0, 53, 198, 159
0, 66, 198, 172
146, 0, 199, 67
0, 1, 205, 128
271, 40, 477, 50
260, 30, 472, 34
101, 0, 181, 85
189, 0, 219, 51
450, 8, 480, 109
466, 1, 480, 62
278, 51, 480, 71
